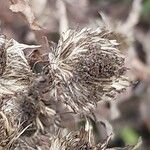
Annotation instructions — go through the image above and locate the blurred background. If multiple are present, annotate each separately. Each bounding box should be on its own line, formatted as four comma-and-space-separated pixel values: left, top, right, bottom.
0, 0, 150, 149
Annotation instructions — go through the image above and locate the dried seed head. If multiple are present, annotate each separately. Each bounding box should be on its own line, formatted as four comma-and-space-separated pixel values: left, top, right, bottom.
48, 28, 129, 113
0, 35, 43, 148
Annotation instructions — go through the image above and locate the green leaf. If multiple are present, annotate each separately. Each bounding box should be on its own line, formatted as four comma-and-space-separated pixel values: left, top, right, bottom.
121, 127, 139, 145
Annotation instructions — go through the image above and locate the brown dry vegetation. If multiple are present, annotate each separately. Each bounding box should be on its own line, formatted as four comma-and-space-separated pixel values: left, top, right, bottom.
0, 0, 150, 149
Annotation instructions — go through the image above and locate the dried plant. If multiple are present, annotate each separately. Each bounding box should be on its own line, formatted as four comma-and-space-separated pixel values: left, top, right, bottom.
9, 0, 42, 30
0, 26, 140, 150
48, 28, 129, 113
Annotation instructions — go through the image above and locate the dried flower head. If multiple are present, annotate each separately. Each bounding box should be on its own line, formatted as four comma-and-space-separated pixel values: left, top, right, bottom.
0, 26, 133, 149
48, 28, 129, 113
0, 35, 42, 148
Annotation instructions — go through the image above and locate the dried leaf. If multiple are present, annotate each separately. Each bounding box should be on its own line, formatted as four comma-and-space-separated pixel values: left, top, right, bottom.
9, 0, 42, 30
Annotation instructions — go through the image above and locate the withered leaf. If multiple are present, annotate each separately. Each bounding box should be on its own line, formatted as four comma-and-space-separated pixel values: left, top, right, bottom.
9, 0, 42, 30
